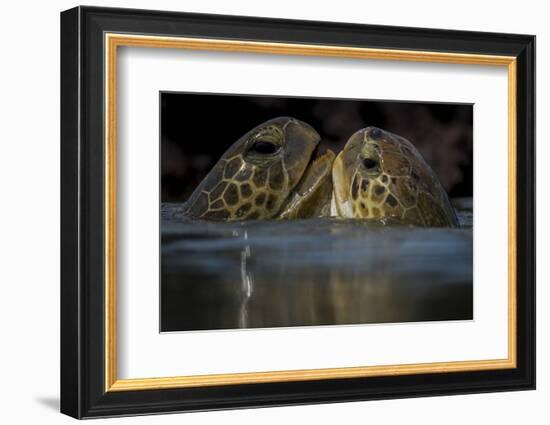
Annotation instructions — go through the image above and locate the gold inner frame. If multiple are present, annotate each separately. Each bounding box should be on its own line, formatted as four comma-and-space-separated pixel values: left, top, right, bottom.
104, 33, 517, 392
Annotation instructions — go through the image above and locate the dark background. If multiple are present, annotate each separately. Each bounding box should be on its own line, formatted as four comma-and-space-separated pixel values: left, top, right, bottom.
161, 92, 473, 202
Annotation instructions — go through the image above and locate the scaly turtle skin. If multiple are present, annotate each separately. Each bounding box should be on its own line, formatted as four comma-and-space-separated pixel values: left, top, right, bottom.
332, 126, 458, 227
182, 117, 335, 221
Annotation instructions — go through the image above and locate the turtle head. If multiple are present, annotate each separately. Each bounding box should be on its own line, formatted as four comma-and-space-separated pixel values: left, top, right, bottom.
333, 126, 387, 218
239, 117, 321, 194
332, 126, 457, 226
184, 117, 322, 220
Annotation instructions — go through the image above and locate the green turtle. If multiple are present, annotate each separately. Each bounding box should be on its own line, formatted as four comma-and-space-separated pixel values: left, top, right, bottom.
331, 126, 459, 227
181, 117, 335, 221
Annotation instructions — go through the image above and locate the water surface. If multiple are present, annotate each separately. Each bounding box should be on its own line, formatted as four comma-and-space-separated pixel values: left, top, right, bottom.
161, 199, 473, 332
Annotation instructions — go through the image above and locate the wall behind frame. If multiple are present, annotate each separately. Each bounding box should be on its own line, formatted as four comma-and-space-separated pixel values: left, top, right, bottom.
0, 0, 544, 424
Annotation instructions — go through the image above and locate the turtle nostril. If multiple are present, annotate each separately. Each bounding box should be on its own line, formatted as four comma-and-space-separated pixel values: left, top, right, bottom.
369, 128, 382, 139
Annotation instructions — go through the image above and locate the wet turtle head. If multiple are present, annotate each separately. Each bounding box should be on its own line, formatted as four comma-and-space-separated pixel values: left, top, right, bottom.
332, 126, 458, 227
183, 117, 326, 220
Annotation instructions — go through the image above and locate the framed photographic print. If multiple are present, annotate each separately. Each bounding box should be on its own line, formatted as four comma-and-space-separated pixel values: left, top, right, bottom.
60, 6, 535, 419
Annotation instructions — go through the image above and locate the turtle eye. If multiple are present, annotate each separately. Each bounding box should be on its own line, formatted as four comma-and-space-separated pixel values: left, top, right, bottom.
249, 141, 280, 155
362, 158, 378, 169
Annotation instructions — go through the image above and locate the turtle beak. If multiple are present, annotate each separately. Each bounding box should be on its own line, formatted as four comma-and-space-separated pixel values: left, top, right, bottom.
283, 118, 320, 153
280, 118, 321, 188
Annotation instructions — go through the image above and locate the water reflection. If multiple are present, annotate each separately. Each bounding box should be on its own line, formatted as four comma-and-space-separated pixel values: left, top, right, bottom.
239, 230, 253, 328
161, 201, 473, 332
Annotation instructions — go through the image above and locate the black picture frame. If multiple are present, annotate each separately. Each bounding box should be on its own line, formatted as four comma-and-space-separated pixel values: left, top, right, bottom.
61, 5, 535, 419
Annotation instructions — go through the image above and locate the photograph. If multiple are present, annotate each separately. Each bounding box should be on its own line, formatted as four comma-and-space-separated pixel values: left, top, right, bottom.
160, 92, 474, 332
57, 5, 536, 419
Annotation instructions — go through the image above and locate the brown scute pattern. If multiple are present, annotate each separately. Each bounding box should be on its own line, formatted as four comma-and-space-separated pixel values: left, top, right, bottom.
400, 145, 414, 158
235, 203, 252, 218
252, 169, 268, 187
403, 206, 424, 225
380, 153, 411, 176
191, 149, 291, 221
234, 167, 253, 182
188, 191, 209, 217
210, 182, 226, 200
386, 194, 398, 208
266, 194, 277, 210
183, 117, 327, 222
417, 192, 452, 227
269, 167, 285, 190
413, 165, 441, 201
245, 211, 260, 220
351, 176, 360, 200
210, 199, 224, 209
254, 193, 266, 206
370, 183, 386, 204
202, 209, 230, 221
344, 127, 458, 226
224, 157, 242, 179
390, 178, 417, 208
223, 183, 239, 206
240, 183, 253, 199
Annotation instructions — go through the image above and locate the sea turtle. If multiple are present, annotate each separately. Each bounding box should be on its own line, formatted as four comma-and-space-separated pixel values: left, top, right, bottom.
180, 117, 335, 221
331, 126, 459, 227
